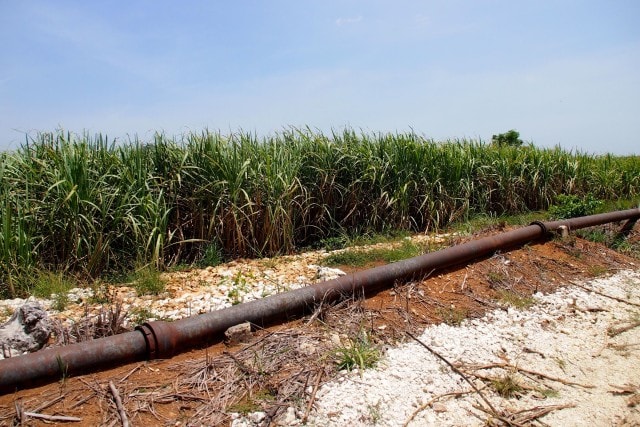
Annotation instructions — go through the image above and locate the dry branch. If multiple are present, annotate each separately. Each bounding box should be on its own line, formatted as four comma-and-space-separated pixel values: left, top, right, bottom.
402, 389, 475, 427
463, 362, 594, 389
108, 381, 129, 427
562, 277, 640, 308
407, 332, 499, 415
23, 412, 82, 422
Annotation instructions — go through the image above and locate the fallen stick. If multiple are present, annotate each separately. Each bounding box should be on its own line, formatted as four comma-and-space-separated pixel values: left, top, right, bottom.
561, 276, 640, 308
108, 381, 130, 427
608, 320, 640, 337
23, 412, 82, 422
119, 363, 143, 383
31, 395, 65, 413
407, 332, 499, 416
402, 389, 475, 427
302, 369, 324, 423
472, 404, 527, 427
463, 362, 594, 389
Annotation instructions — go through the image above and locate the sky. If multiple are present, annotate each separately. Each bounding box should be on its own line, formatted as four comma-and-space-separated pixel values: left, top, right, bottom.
1, 1, 639, 154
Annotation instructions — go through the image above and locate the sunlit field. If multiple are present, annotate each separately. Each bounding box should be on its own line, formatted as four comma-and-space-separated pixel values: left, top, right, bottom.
1, 129, 638, 297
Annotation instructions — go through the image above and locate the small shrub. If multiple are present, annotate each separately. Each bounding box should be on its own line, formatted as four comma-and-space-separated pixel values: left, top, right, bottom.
549, 194, 603, 219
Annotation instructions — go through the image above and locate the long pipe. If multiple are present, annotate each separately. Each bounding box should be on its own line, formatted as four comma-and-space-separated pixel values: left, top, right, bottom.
1, 208, 638, 393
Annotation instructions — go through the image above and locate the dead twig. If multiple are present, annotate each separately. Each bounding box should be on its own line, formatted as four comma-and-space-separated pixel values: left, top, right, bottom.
119, 363, 143, 383
302, 369, 324, 423
563, 277, 640, 308
35, 395, 64, 413
402, 388, 476, 427
108, 381, 130, 427
608, 320, 640, 337
14, 401, 23, 427
463, 362, 594, 389
407, 332, 499, 415
472, 403, 527, 427
23, 412, 82, 422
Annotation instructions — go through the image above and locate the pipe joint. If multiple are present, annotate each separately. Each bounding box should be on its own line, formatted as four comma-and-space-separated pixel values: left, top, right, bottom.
136, 321, 179, 360
530, 220, 548, 235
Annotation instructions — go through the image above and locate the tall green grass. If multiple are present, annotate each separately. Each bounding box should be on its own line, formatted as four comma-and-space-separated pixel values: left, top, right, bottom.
1, 129, 638, 297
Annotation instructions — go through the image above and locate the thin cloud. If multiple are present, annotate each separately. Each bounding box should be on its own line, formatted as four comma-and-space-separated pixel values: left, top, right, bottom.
335, 16, 362, 26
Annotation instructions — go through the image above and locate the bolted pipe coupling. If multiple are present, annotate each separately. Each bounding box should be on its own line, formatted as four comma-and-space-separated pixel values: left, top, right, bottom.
136, 321, 179, 360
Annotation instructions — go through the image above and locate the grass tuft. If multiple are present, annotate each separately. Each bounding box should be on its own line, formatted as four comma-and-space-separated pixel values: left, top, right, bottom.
130, 267, 165, 296
335, 332, 380, 371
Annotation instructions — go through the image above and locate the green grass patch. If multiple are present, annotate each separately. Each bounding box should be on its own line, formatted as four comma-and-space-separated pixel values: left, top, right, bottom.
322, 239, 423, 267
31, 271, 77, 311
130, 267, 165, 296
437, 306, 468, 326
497, 290, 535, 309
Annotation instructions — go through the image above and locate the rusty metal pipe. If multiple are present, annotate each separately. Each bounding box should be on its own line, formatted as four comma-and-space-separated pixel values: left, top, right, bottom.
1, 207, 638, 393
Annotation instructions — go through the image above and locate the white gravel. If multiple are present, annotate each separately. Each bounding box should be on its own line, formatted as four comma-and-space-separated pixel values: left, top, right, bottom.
308, 270, 640, 427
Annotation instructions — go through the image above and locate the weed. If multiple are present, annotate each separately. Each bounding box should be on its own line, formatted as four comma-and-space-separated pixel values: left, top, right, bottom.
553, 357, 567, 371
226, 271, 250, 305
56, 355, 69, 384
537, 387, 559, 398
0, 306, 12, 319
487, 271, 507, 288
319, 234, 350, 251
587, 265, 608, 277
437, 306, 467, 326
227, 389, 275, 415
335, 332, 380, 371
88, 281, 112, 304
227, 399, 261, 415
497, 290, 535, 309
367, 402, 382, 424
491, 373, 522, 398
198, 241, 224, 268
129, 307, 156, 325
131, 267, 165, 296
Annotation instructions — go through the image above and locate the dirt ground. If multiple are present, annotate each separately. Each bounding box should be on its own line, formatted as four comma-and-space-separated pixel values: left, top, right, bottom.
0, 224, 638, 426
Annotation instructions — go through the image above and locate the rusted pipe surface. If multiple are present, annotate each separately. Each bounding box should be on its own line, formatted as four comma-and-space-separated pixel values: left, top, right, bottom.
0, 331, 147, 392
1, 207, 638, 393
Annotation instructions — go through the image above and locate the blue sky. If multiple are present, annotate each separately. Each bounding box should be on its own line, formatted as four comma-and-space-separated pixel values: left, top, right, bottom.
1, 1, 639, 154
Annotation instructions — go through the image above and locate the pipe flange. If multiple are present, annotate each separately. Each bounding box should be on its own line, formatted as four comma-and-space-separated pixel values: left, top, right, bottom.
136, 321, 178, 360
136, 323, 158, 359
529, 220, 548, 235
